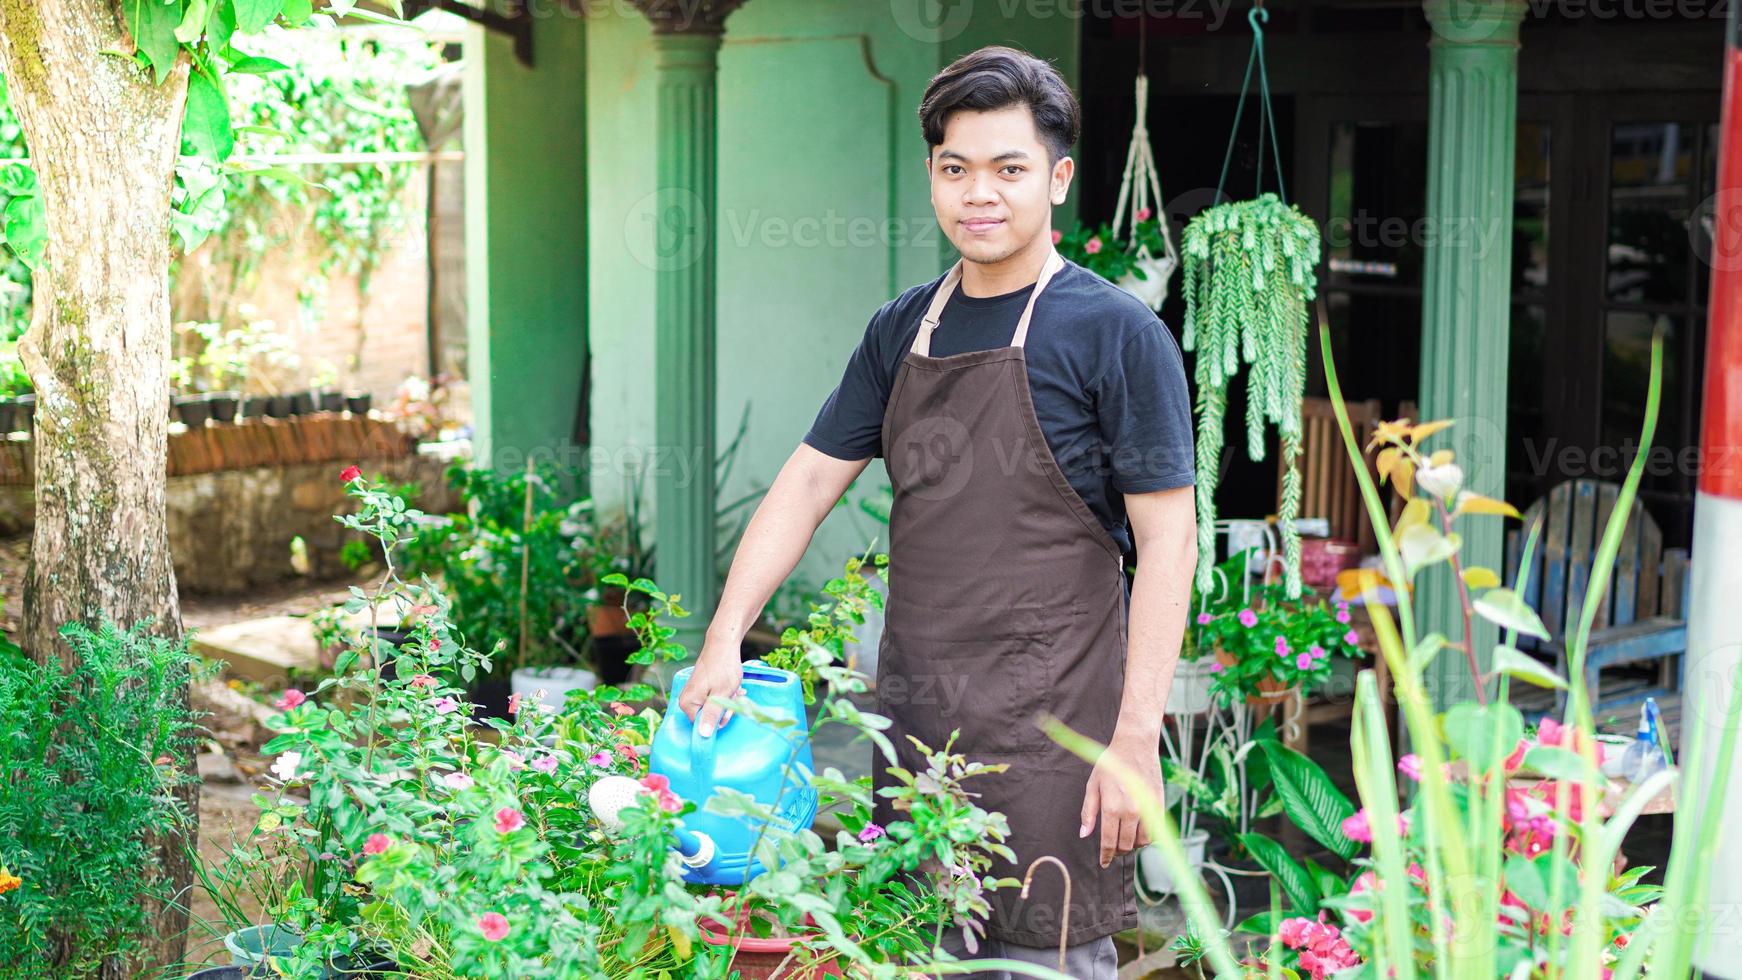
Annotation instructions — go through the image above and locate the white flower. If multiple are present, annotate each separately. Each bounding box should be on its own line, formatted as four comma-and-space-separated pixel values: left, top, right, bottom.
270, 751, 303, 782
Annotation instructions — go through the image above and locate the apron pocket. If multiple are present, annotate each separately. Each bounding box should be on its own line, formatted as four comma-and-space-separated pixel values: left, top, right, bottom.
878, 601, 1083, 757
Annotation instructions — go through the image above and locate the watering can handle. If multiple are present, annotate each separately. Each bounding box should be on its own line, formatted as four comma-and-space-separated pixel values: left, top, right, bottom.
690, 712, 719, 779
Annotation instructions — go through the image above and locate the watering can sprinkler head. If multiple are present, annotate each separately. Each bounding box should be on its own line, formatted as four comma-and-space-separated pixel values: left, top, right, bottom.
588, 774, 717, 870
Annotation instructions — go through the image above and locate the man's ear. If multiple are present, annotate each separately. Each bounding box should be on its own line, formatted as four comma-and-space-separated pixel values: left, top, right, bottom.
1051, 155, 1075, 206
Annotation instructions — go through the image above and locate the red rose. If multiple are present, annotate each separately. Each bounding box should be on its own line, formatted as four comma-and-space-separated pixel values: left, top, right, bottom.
340, 465, 362, 483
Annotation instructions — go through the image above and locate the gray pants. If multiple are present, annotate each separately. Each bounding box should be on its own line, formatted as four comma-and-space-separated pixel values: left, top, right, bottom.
929, 924, 1118, 980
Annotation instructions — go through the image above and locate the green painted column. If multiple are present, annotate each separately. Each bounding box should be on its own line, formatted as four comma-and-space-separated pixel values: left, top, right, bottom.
1417, 0, 1525, 708
631, 2, 747, 656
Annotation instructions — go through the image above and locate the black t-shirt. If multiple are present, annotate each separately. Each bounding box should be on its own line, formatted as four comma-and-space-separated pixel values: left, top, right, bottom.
803, 259, 1195, 554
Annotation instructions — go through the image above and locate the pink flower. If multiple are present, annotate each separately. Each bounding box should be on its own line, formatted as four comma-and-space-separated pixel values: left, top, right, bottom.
1398, 754, 1422, 781
1207, 660, 1225, 673
500, 750, 526, 771
1341, 810, 1372, 843
587, 750, 611, 768
1504, 738, 1530, 773
1134, 206, 1152, 222
409, 674, 438, 689
858, 823, 886, 844
1196, 612, 1213, 625
611, 702, 634, 717
443, 771, 474, 790
1085, 236, 1103, 255
1238, 609, 1259, 628
1295, 652, 1314, 670
494, 807, 526, 834
507, 692, 524, 715
1275, 635, 1291, 657
1050, 229, 1063, 244
275, 689, 307, 711
362, 833, 392, 856
532, 755, 559, 774
1308, 643, 1327, 661
640, 773, 671, 793
1335, 605, 1353, 624
1343, 629, 1359, 646
340, 465, 362, 483
433, 696, 461, 715
1278, 916, 1315, 947
478, 912, 510, 942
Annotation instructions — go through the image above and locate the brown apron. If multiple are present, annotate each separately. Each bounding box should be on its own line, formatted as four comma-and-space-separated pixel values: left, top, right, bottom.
873, 249, 1138, 948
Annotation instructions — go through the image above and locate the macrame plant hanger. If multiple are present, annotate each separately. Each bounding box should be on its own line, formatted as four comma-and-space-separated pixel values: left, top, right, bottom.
1108, 27, 1178, 313
1182, 0, 1320, 600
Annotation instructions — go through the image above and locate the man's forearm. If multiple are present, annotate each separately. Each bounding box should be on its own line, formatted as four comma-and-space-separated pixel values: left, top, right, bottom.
1115, 531, 1195, 741
702, 451, 855, 656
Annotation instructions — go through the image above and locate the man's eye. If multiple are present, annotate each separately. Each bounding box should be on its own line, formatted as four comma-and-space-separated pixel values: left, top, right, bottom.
1002, 166, 1024, 175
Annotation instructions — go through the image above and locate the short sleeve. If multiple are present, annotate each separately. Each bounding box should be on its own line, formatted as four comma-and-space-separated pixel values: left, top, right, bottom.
1093, 321, 1196, 493
803, 307, 893, 461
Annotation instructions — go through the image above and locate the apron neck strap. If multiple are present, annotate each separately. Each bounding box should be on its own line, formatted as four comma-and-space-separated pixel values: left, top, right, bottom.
913, 247, 1066, 356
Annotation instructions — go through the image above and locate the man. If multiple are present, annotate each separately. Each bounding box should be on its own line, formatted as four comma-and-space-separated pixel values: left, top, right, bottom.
679, 45, 1196, 979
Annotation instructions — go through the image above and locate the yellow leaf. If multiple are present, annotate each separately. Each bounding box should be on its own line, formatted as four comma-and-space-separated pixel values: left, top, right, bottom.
1428, 449, 1455, 467
1376, 447, 1399, 485
1369, 418, 1412, 450
1395, 497, 1432, 534
1453, 492, 1522, 520
1461, 566, 1501, 590
1394, 458, 1416, 499
1409, 419, 1454, 444
667, 924, 692, 960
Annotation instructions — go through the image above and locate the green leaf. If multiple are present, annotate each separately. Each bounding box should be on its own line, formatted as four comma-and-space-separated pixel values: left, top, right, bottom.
1410, 632, 1446, 673
1473, 588, 1551, 640
280, 0, 313, 25
3, 191, 45, 269
1257, 740, 1358, 859
1443, 701, 1524, 773
182, 67, 234, 162
175, 0, 212, 42
1493, 644, 1566, 689
125, 0, 183, 85
1240, 832, 1321, 914
1521, 746, 1593, 784
226, 53, 290, 74
1504, 851, 1578, 912
233, 0, 283, 32
1398, 524, 1460, 579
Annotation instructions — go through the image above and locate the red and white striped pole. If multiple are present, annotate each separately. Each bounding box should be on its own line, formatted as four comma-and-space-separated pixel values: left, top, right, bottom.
1688, 4, 1742, 972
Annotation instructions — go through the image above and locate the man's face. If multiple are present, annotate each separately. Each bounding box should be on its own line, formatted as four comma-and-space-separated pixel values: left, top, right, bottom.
927, 105, 1073, 267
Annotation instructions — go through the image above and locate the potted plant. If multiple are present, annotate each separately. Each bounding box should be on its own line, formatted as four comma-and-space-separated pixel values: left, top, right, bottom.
1194, 575, 1360, 708
344, 390, 371, 415
312, 362, 344, 413
0, 337, 28, 434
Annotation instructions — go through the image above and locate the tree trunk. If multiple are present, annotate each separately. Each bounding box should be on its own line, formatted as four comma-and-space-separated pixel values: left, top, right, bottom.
0, 2, 194, 975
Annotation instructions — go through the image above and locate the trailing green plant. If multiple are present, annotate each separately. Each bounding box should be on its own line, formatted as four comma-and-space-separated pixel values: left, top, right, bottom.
0, 620, 206, 978
1181, 191, 1320, 599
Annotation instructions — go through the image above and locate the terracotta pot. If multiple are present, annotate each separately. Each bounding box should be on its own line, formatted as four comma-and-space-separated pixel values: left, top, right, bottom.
1214, 648, 1294, 706
698, 909, 844, 980
587, 586, 632, 638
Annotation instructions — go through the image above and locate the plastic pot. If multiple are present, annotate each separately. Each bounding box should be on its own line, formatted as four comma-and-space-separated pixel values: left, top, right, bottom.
318, 390, 346, 413
15, 393, 34, 432
175, 395, 213, 427
345, 391, 372, 415
187, 968, 252, 979
288, 390, 317, 416
1166, 656, 1219, 716
266, 395, 292, 419
224, 924, 302, 971
241, 395, 269, 419
0, 399, 15, 434
207, 390, 241, 424
1137, 827, 1209, 897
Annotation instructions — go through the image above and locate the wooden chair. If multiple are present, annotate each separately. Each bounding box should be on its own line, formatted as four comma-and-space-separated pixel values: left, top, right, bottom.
1503, 479, 1691, 715
1280, 398, 1420, 554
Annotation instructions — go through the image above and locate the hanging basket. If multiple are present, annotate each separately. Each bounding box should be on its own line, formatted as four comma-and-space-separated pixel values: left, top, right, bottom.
1181, 6, 1320, 600
1107, 73, 1177, 312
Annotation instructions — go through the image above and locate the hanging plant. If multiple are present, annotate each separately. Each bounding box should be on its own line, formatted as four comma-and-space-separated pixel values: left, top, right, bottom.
1181, 6, 1319, 599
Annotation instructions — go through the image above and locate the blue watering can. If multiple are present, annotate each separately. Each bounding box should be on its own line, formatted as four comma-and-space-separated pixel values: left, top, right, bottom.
605, 659, 817, 885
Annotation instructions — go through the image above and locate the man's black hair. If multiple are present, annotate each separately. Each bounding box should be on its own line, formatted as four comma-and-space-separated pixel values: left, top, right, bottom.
919, 45, 1081, 164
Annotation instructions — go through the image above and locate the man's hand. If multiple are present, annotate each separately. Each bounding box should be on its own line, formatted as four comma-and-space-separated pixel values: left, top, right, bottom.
1079, 727, 1165, 868
678, 641, 744, 738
